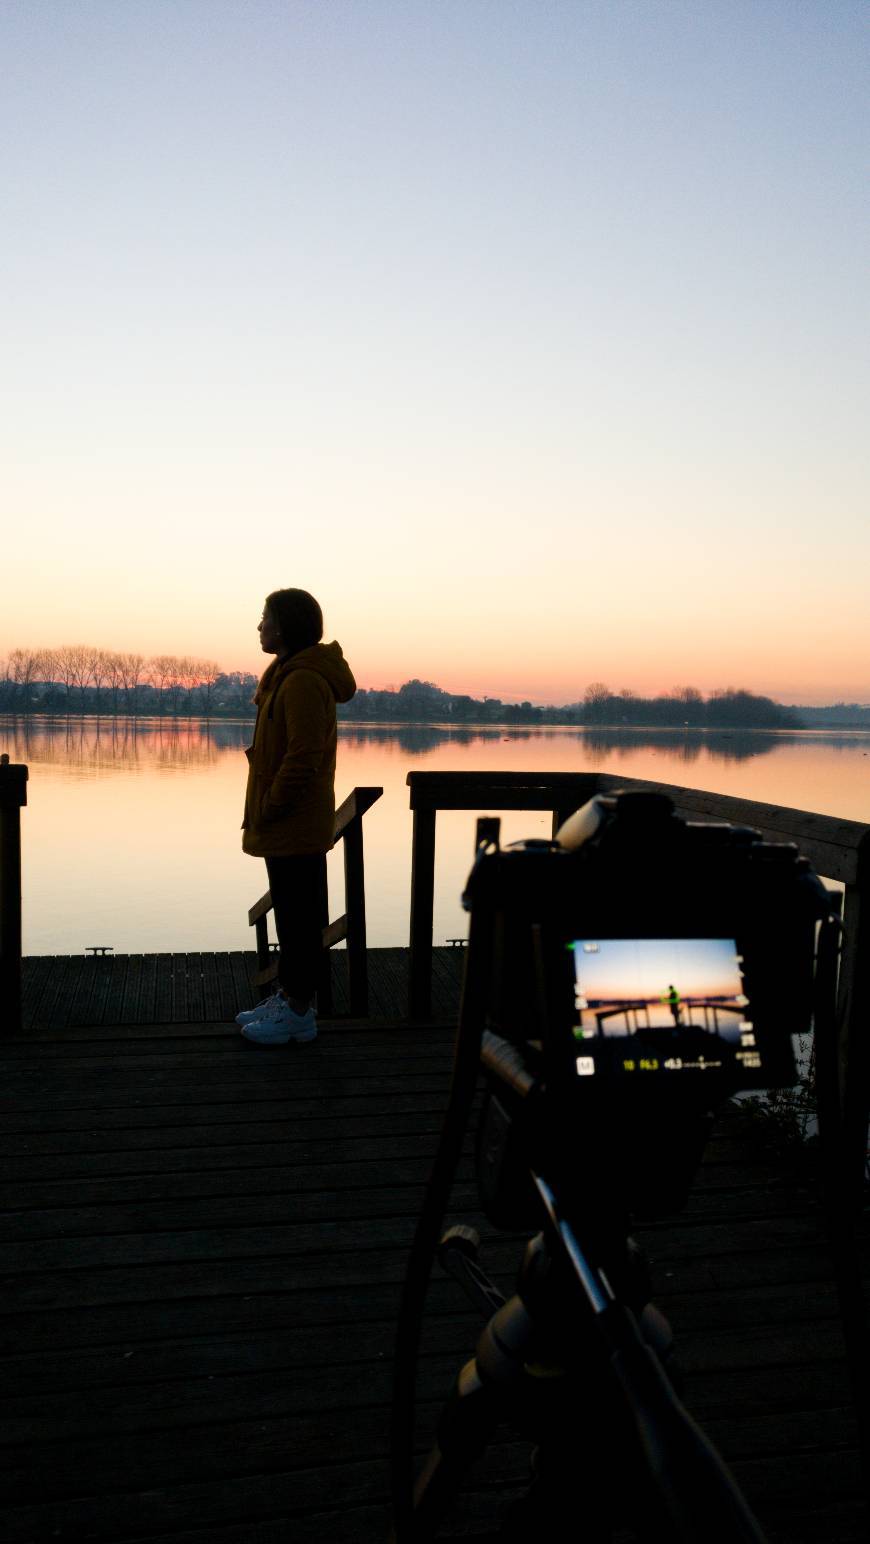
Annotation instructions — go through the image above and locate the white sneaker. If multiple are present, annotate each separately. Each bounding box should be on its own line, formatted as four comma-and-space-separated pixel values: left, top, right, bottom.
235, 992, 282, 1027
240, 997, 317, 1045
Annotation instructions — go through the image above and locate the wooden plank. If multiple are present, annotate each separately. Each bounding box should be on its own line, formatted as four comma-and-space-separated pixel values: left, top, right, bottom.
119, 953, 144, 1024
229, 950, 256, 1017
99, 953, 129, 1026
406, 770, 601, 813
20, 957, 53, 1021
200, 952, 222, 1024
0, 1441, 522, 1542
247, 888, 272, 926
0, 1227, 516, 1316
170, 953, 189, 1024
55, 955, 88, 1028
323, 914, 347, 949
214, 951, 237, 1023
134, 953, 158, 1024
333, 785, 382, 842
83, 956, 115, 1026
327, 951, 350, 1015
153, 953, 173, 1024
182, 953, 204, 1023
19, 950, 471, 1027
22, 955, 74, 1028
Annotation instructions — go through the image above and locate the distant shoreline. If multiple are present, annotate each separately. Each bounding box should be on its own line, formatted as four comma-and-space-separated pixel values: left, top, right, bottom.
3, 713, 870, 735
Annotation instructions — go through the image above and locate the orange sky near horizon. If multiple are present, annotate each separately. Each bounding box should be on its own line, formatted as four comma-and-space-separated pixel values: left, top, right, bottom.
3, 568, 867, 707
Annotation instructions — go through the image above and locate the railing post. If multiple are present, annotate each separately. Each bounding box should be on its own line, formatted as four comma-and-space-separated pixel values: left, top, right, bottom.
838, 841, 870, 1214
315, 854, 333, 1018
408, 807, 436, 1019
0, 757, 28, 1037
343, 814, 369, 1017
254, 909, 271, 975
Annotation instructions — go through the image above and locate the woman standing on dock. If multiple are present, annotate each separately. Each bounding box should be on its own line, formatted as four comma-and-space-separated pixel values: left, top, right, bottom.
237, 588, 356, 1044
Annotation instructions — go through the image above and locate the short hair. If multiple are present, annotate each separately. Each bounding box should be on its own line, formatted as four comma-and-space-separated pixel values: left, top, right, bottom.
265, 588, 324, 653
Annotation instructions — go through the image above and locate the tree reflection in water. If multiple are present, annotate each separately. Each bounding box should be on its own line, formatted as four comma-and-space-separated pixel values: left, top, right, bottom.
0, 716, 859, 773
338, 723, 787, 764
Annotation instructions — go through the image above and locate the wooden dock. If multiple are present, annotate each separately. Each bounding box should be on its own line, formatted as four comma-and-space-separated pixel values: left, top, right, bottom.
20, 948, 467, 1030
1, 998, 867, 1541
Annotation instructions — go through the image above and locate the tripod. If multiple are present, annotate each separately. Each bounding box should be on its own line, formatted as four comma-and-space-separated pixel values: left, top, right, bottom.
409, 1176, 767, 1544
391, 800, 844, 1542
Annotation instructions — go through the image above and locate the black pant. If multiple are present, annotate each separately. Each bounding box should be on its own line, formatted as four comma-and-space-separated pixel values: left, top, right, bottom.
265, 853, 327, 1004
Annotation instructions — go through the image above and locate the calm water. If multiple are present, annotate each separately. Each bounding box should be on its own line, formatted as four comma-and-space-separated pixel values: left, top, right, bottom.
3, 716, 870, 956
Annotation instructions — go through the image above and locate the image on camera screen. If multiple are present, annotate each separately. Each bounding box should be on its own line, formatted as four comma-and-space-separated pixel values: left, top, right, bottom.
571, 938, 760, 1077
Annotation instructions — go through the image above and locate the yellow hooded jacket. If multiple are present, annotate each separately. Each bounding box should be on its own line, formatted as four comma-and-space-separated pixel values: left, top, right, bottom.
241, 641, 356, 857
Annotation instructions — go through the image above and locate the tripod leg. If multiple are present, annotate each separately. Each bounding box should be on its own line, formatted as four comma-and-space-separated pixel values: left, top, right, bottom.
411, 1357, 505, 1540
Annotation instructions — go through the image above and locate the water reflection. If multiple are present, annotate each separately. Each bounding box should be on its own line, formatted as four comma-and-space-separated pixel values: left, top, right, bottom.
6, 714, 870, 957
339, 722, 791, 764
580, 728, 791, 764
1, 716, 865, 770
0, 715, 253, 771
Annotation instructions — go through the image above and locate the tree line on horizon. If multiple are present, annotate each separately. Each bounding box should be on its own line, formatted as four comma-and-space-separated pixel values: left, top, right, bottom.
0, 646, 258, 717
1, 647, 863, 729
337, 678, 804, 728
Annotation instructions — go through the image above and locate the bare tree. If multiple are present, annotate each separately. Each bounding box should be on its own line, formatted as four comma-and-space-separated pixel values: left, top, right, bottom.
147, 655, 179, 715
166, 656, 183, 716
120, 653, 144, 715
584, 681, 611, 724
192, 659, 221, 717
57, 644, 94, 711
105, 652, 124, 716
177, 656, 201, 716
7, 647, 48, 713
88, 648, 110, 714
53, 645, 78, 712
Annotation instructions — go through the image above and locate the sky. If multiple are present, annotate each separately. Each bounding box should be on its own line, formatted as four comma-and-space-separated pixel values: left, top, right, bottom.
2, 0, 868, 706
574, 937, 743, 1003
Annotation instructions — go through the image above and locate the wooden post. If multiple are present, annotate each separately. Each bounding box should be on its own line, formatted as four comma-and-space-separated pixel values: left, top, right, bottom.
343, 814, 369, 1017
838, 840, 870, 1215
408, 807, 437, 1019
254, 909, 271, 975
315, 853, 333, 1018
0, 758, 28, 1037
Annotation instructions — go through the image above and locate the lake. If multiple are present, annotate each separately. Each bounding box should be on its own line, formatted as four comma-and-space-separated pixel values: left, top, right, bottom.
3, 717, 869, 956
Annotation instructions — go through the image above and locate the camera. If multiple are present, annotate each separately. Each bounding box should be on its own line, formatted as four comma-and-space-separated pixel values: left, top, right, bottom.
469, 790, 836, 1225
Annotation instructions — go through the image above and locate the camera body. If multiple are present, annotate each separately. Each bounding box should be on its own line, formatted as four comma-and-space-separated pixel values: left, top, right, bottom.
465, 792, 835, 1228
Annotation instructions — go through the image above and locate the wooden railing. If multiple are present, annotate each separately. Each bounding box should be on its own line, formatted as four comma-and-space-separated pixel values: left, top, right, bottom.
248, 785, 382, 1018
0, 756, 28, 1036
406, 770, 601, 1019
405, 768, 870, 1194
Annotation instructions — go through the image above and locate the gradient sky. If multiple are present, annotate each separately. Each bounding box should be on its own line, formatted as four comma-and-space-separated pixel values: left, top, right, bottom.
574, 937, 743, 1002
3, 0, 868, 704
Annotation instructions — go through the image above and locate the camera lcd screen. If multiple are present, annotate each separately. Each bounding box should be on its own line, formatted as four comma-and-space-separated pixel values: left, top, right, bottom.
571, 938, 761, 1077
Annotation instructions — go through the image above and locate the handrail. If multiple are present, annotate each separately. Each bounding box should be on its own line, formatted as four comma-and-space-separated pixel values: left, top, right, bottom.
406, 771, 601, 1021
247, 785, 383, 1018
0, 756, 28, 1037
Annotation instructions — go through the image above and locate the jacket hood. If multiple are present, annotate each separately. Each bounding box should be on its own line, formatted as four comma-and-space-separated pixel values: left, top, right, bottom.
255, 641, 356, 705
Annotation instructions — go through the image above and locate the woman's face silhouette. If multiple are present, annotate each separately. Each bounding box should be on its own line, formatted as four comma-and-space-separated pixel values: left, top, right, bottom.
258, 606, 281, 655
